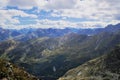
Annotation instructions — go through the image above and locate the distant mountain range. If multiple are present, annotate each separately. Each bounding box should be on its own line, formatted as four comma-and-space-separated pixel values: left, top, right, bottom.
0, 23, 120, 41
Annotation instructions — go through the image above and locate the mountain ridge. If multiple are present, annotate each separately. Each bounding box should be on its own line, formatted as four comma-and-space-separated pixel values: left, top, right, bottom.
0, 23, 120, 41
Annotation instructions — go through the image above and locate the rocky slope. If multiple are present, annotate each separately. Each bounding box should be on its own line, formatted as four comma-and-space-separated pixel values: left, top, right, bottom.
0, 59, 39, 80
59, 46, 120, 80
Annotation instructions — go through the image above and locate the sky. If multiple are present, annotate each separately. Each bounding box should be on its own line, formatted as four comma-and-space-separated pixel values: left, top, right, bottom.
0, 0, 120, 29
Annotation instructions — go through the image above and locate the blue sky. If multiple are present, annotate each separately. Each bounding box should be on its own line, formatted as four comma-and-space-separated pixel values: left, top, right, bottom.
0, 0, 120, 29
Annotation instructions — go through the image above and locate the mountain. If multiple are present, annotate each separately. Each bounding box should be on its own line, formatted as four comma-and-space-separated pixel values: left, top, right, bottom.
0, 23, 120, 79
0, 23, 120, 41
104, 23, 120, 32
0, 59, 39, 80
0, 28, 11, 41
0, 29, 120, 79
59, 45, 120, 80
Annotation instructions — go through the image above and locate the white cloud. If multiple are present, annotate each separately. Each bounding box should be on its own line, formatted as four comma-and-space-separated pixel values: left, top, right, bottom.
0, 0, 120, 29
43, 0, 76, 9
0, 9, 37, 28
1, 18, 120, 29
36, 19, 77, 29
51, 0, 118, 20
0, 0, 9, 9
48, 0, 120, 28
8, 0, 37, 9
33, 19, 120, 29
1, 0, 120, 20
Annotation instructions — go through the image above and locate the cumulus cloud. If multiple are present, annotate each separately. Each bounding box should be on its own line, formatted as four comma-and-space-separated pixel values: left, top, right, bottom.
0, 0, 120, 29
51, 0, 119, 20
12, 19, 119, 29
44, 0, 76, 9
8, 0, 37, 9
48, 0, 120, 28
0, 9, 37, 28
0, 0, 8, 9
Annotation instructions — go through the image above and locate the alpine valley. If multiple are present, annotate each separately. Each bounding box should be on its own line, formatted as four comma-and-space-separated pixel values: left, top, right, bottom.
0, 23, 120, 80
